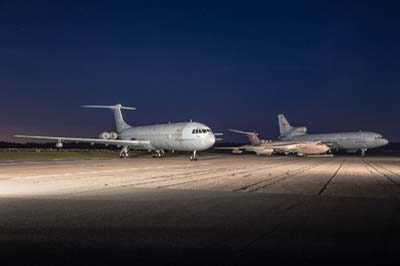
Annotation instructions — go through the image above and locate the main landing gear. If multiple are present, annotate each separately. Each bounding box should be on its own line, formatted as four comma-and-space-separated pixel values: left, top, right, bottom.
119, 146, 130, 159
360, 149, 367, 157
190, 150, 198, 161
152, 150, 164, 158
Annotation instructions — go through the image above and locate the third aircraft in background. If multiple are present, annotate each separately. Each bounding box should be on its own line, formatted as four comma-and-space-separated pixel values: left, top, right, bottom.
217, 129, 330, 156
278, 114, 388, 156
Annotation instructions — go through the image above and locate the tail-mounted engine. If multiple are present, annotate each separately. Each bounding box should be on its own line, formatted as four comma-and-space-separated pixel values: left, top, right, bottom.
294, 127, 308, 134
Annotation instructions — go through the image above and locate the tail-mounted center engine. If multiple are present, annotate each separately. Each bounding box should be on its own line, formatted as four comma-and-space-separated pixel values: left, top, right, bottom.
99, 132, 119, 140
294, 127, 308, 134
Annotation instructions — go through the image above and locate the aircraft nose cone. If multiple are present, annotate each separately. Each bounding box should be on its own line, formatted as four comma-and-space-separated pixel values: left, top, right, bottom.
209, 135, 216, 147
202, 134, 216, 149
321, 145, 330, 153
381, 138, 389, 146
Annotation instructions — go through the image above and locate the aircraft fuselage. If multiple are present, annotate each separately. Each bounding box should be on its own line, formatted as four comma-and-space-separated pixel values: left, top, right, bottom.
280, 131, 388, 150
119, 122, 216, 152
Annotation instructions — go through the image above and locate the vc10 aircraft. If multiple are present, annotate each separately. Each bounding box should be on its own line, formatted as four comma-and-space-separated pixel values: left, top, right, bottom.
15, 104, 216, 160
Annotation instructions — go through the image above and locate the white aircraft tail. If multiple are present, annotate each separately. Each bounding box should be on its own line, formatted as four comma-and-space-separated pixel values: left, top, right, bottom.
82, 104, 135, 132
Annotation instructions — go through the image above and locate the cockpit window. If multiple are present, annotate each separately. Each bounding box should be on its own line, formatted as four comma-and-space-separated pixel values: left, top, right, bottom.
192, 127, 212, 134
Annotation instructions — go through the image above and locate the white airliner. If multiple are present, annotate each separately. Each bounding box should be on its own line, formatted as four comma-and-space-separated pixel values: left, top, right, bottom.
15, 104, 216, 160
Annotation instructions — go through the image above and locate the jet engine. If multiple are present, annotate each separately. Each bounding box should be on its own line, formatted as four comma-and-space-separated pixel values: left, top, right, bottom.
109, 132, 119, 140
99, 132, 111, 139
232, 149, 243, 154
55, 142, 63, 148
295, 127, 308, 134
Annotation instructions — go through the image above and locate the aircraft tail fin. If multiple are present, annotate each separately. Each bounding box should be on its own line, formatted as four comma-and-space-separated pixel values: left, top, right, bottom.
278, 114, 309, 138
278, 114, 294, 137
82, 104, 135, 132
229, 129, 261, 146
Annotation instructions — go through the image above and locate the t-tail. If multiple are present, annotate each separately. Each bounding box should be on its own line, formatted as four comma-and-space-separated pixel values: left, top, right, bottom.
278, 114, 308, 139
82, 104, 135, 133
229, 129, 261, 146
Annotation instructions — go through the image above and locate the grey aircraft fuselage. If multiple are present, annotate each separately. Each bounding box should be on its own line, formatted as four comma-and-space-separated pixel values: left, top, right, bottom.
119, 122, 216, 152
278, 114, 389, 153
280, 131, 388, 151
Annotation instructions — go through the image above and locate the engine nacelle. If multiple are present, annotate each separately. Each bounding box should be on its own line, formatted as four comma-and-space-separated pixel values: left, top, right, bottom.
109, 132, 119, 140
295, 127, 308, 134
99, 132, 111, 139
232, 149, 243, 154
55, 142, 63, 148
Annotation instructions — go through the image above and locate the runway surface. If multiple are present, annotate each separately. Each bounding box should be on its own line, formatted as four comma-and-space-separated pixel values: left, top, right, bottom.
1, 154, 400, 265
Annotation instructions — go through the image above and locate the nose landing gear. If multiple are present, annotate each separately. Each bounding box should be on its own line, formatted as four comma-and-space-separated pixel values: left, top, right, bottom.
360, 149, 367, 156
190, 150, 198, 161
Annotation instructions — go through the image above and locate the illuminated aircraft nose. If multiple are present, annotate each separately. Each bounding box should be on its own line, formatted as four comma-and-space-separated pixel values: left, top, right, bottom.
202, 134, 216, 149
208, 134, 216, 147
380, 138, 389, 146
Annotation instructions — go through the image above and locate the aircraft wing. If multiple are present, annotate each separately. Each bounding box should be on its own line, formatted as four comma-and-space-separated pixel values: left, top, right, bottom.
14, 135, 151, 148
214, 147, 245, 150
214, 147, 245, 154
319, 142, 337, 148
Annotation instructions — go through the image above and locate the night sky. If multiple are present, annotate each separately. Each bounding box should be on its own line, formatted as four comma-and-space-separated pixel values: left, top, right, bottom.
1, 1, 400, 142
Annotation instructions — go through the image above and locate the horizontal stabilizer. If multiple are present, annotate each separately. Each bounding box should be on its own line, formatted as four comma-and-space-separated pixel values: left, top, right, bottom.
229, 129, 259, 136
82, 104, 134, 132
82, 104, 136, 110
229, 129, 261, 146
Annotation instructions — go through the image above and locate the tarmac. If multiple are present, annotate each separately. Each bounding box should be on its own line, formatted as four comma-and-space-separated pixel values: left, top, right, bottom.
0, 154, 400, 265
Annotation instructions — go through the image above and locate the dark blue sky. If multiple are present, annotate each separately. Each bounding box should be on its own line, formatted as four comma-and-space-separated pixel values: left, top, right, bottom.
1, 1, 399, 142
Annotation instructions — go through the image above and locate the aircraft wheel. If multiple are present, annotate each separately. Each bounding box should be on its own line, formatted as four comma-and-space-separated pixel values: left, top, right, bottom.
190, 150, 198, 161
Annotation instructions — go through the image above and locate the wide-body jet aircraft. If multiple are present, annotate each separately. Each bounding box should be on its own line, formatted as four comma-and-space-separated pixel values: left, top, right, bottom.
278, 114, 388, 156
217, 129, 330, 156
15, 104, 216, 160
